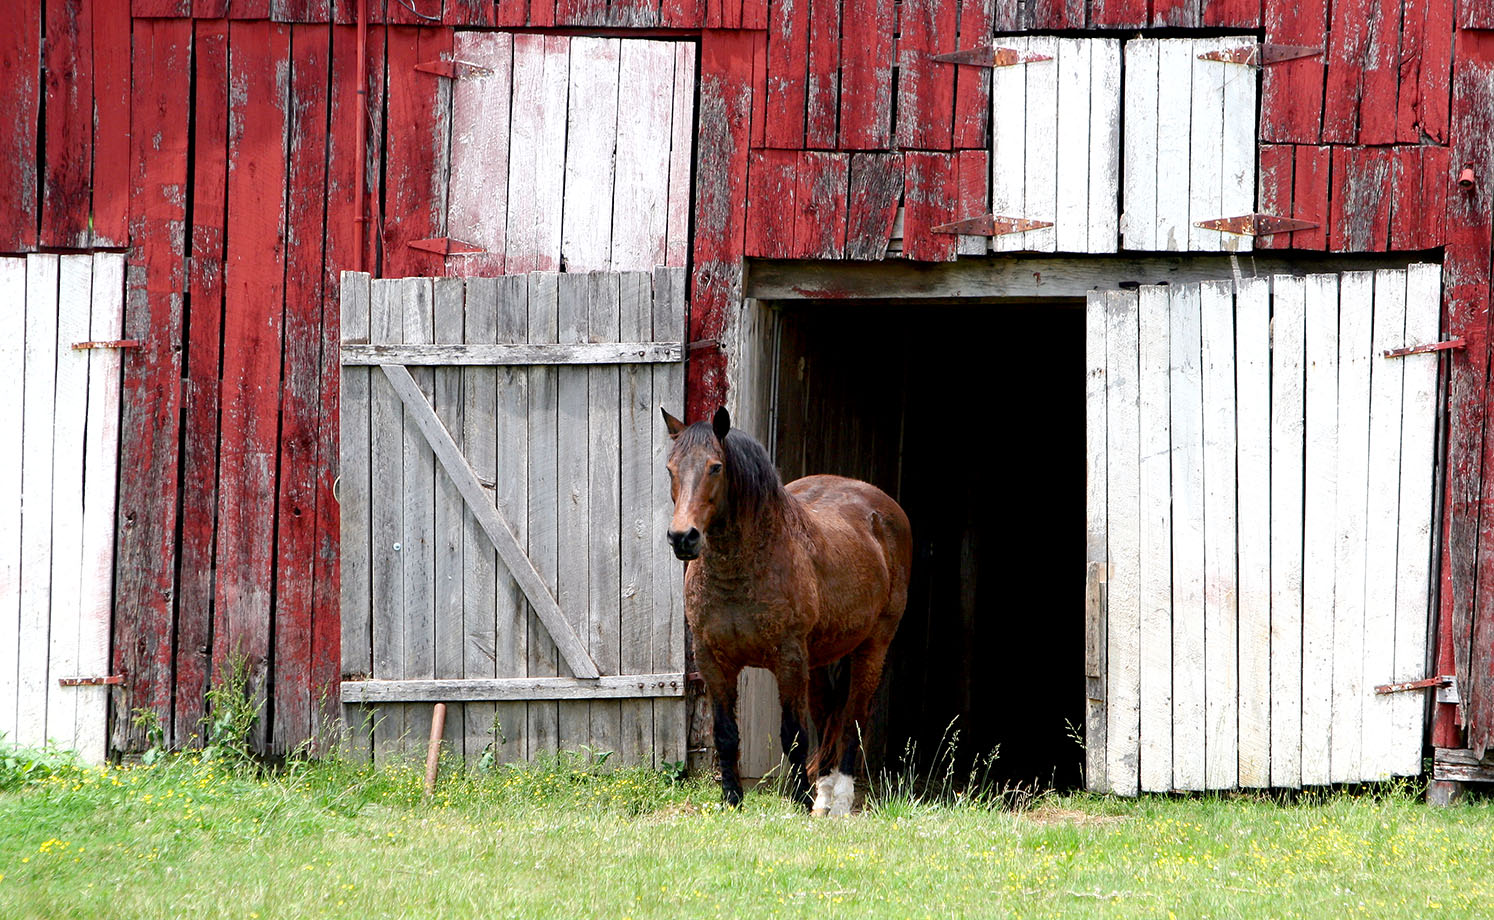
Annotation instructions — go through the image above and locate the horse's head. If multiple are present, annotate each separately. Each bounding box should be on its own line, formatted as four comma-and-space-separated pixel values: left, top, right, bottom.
661, 406, 733, 560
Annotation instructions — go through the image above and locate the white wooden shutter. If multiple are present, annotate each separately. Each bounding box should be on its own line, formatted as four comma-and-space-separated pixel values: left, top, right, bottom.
1121, 37, 1257, 253
1086, 265, 1441, 794
989, 37, 1121, 254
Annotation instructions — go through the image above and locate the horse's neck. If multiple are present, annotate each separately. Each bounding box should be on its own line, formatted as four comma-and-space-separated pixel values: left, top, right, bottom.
701, 495, 801, 579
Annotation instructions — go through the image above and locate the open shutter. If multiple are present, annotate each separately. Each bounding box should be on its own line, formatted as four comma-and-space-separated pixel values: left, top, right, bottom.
1087, 264, 1441, 794
339, 269, 687, 768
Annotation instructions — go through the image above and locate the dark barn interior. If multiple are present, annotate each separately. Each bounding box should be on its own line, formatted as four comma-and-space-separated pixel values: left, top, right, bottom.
767, 300, 1087, 790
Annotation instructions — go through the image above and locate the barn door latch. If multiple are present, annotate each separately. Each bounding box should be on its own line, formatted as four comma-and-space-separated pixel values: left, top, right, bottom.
414, 59, 493, 80
408, 238, 485, 257
931, 45, 1053, 67
933, 213, 1054, 236
1384, 338, 1466, 358
57, 675, 124, 687
71, 339, 141, 350
1193, 213, 1319, 237
1196, 44, 1323, 66
1375, 675, 1458, 704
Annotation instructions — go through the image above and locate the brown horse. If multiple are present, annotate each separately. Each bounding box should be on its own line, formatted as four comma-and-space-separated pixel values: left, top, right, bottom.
663, 406, 912, 814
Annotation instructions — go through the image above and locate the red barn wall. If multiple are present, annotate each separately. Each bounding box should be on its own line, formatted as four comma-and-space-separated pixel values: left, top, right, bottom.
3, 0, 1492, 758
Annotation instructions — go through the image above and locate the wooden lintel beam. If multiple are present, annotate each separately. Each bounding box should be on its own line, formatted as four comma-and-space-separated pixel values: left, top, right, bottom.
342, 342, 683, 366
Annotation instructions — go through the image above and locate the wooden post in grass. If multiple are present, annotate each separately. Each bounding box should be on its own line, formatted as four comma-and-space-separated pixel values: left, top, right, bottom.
424, 703, 447, 799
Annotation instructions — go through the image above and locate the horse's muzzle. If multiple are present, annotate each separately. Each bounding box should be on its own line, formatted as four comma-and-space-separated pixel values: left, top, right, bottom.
668, 527, 701, 560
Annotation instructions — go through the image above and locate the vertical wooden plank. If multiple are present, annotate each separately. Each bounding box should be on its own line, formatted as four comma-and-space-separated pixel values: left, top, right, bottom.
1121, 38, 1158, 252
1200, 280, 1238, 790
1261, 0, 1327, 143
588, 275, 624, 759
174, 18, 229, 748
793, 152, 850, 259
558, 0, 608, 30
1087, 39, 1121, 255
89, 0, 130, 247
507, 35, 569, 274
805, 0, 841, 148
653, 267, 687, 766
1219, 38, 1257, 254
1188, 44, 1225, 252
0, 260, 20, 742
900, 153, 958, 262
216, 20, 290, 751
1084, 291, 1109, 793
1053, 39, 1090, 254
0, 0, 39, 251
527, 273, 562, 758
1256, 143, 1294, 252
837, 0, 893, 149
1291, 145, 1331, 251
1301, 272, 1339, 785
1362, 269, 1406, 780
1170, 282, 1206, 791
494, 276, 532, 763
556, 274, 591, 752
664, 43, 697, 269
45, 256, 92, 752
1092, 0, 1148, 26
459, 277, 500, 764
75, 253, 124, 764
989, 37, 1029, 255
894, 0, 957, 150
402, 279, 438, 760
274, 23, 333, 757
113, 18, 190, 753
382, 26, 453, 280
955, 150, 989, 257
620, 275, 656, 766
1417, 147, 1451, 250
764, 0, 808, 148
1137, 285, 1171, 792
562, 38, 621, 273
1331, 147, 1394, 252
745, 151, 799, 258
1155, 39, 1192, 251
844, 153, 903, 260
369, 280, 405, 764
433, 279, 467, 761
339, 273, 374, 760
447, 31, 513, 278
1355, 0, 1401, 145
1413, 0, 1453, 145
1391, 263, 1439, 776
952, 0, 992, 150
1330, 271, 1372, 784
1322, 0, 1371, 144
1105, 290, 1141, 797
1270, 274, 1307, 789
1203, 0, 1260, 25
612, 41, 676, 272
1236, 276, 1271, 788
41, 0, 93, 249
18, 255, 58, 747
1017, 37, 1057, 253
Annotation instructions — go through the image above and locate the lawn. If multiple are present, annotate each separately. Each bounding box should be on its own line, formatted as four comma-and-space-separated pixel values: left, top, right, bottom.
2, 747, 1492, 920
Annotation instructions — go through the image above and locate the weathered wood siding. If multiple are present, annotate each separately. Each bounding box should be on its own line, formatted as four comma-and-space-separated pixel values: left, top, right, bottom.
1087, 265, 1441, 794
0, 253, 124, 764
339, 270, 687, 767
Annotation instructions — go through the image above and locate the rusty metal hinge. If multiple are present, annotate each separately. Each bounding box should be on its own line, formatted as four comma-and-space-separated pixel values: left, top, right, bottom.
58, 675, 124, 687
72, 340, 142, 350
1197, 44, 1323, 66
932, 45, 1053, 67
1194, 213, 1319, 237
686, 338, 723, 354
933, 214, 1054, 236
408, 238, 485, 257
1384, 338, 1466, 358
1375, 675, 1456, 706
413, 59, 493, 80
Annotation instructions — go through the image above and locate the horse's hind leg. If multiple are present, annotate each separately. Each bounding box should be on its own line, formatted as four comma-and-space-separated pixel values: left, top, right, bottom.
818, 639, 893, 816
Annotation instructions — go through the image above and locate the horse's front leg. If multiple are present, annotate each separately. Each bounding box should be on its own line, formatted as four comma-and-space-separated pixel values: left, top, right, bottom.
773, 650, 814, 809
697, 647, 744, 807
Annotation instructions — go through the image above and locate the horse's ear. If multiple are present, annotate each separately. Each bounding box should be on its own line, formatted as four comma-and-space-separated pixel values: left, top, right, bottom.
661, 407, 687, 439
712, 406, 731, 442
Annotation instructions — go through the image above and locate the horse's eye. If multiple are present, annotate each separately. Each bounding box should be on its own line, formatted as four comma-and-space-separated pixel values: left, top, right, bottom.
708, 463, 723, 476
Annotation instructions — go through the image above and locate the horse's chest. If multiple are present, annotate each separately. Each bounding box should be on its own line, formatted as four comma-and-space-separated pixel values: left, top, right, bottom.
686, 578, 798, 661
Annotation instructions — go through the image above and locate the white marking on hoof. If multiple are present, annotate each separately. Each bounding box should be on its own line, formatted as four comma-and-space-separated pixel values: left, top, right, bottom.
829, 771, 855, 817
811, 775, 836, 816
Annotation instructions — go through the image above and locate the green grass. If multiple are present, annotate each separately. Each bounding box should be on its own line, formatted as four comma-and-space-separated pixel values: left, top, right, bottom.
2, 746, 1493, 920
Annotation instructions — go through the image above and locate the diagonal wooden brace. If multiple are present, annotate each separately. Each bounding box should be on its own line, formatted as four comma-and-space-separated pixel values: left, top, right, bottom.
379, 363, 601, 680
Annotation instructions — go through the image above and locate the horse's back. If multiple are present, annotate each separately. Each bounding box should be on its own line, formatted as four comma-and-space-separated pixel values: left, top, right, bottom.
786, 473, 913, 599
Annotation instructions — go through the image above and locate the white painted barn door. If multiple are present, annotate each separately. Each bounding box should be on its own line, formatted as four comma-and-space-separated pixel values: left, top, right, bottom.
1086, 265, 1441, 794
1121, 37, 1258, 252
1, 253, 124, 764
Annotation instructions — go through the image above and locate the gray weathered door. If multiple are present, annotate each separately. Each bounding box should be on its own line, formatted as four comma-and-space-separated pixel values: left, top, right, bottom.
339, 269, 686, 767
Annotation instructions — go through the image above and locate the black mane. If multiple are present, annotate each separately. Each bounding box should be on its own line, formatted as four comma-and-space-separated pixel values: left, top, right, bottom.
676, 420, 786, 523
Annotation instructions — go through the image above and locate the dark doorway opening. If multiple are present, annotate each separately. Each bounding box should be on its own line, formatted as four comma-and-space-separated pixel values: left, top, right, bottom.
768, 300, 1086, 790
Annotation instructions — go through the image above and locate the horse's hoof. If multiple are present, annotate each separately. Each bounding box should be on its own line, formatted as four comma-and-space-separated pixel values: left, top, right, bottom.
810, 772, 855, 817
